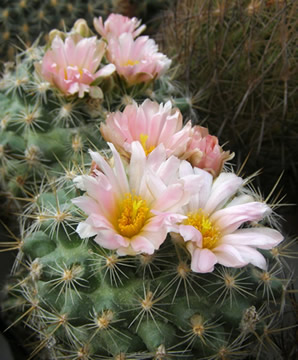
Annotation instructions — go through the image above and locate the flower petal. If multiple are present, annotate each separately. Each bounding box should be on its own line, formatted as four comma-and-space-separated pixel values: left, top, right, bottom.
213, 244, 247, 267
211, 202, 270, 234
204, 173, 243, 214
187, 243, 217, 273
220, 227, 283, 249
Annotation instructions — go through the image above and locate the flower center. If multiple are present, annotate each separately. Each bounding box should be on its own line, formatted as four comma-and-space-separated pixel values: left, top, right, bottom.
122, 59, 140, 67
185, 210, 220, 249
118, 193, 149, 238
140, 134, 155, 156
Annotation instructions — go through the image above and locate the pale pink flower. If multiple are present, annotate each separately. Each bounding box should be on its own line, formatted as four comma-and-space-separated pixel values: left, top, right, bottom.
183, 126, 233, 177
38, 35, 115, 98
106, 33, 171, 85
171, 164, 284, 273
100, 99, 192, 159
94, 13, 146, 40
72, 142, 198, 256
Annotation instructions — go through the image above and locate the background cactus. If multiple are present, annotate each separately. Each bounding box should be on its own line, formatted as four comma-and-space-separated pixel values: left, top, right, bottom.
157, 0, 298, 212
1, 156, 297, 359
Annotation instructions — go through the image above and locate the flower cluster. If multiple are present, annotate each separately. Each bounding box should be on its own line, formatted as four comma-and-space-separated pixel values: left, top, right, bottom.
94, 13, 171, 85
73, 96, 283, 273
37, 13, 171, 97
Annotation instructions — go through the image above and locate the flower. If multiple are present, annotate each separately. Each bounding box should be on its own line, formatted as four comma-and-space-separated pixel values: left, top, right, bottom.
72, 142, 198, 256
183, 126, 233, 177
100, 99, 192, 159
170, 165, 284, 273
38, 35, 115, 98
106, 33, 171, 85
94, 13, 146, 40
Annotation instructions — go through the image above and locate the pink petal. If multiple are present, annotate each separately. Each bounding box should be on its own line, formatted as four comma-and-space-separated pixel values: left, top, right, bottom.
131, 236, 155, 254
231, 245, 267, 270
204, 173, 243, 214
94, 231, 125, 250
179, 224, 203, 246
72, 196, 100, 215
187, 243, 217, 273
213, 244, 247, 267
211, 202, 270, 234
152, 183, 184, 212
221, 227, 283, 249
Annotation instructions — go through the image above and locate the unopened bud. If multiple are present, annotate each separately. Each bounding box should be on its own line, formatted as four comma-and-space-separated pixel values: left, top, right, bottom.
48, 29, 65, 44
73, 19, 91, 37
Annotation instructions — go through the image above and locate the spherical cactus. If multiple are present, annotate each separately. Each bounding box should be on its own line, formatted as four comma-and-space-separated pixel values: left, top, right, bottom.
1, 135, 297, 359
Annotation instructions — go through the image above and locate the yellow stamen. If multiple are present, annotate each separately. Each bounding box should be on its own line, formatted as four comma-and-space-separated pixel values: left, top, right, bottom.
64, 69, 68, 80
122, 59, 140, 67
140, 133, 155, 156
185, 210, 221, 249
118, 194, 149, 238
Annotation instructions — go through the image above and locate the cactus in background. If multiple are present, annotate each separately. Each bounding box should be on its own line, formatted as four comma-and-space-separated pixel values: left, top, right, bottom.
158, 0, 298, 208
1, 134, 297, 359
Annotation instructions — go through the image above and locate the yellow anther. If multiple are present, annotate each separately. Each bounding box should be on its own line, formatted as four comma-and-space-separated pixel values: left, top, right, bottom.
185, 210, 221, 249
118, 194, 149, 238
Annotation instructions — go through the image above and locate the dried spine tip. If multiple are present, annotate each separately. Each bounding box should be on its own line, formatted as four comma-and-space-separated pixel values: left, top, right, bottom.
240, 306, 259, 332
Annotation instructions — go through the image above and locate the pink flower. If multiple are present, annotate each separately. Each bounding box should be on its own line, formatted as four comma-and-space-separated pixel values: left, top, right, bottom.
72, 142, 198, 256
171, 165, 284, 273
38, 35, 115, 98
183, 126, 233, 177
100, 99, 192, 159
106, 33, 171, 85
94, 13, 146, 40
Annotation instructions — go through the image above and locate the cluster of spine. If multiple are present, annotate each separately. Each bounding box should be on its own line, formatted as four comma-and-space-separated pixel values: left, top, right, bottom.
158, 0, 298, 202
0, 0, 169, 63
1, 182, 297, 359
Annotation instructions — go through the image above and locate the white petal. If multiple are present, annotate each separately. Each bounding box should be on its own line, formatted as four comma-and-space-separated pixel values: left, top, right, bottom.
213, 244, 247, 267
76, 222, 97, 238
221, 227, 284, 249
187, 243, 217, 273
204, 173, 243, 214
179, 224, 202, 246
211, 202, 270, 234
232, 246, 267, 270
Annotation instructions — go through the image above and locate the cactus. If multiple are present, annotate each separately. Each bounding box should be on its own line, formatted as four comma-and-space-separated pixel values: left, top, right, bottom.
158, 0, 298, 207
1, 139, 297, 359
0, 8, 296, 360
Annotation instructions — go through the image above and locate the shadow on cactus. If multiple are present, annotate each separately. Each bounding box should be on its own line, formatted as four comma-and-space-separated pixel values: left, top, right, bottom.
158, 0, 298, 210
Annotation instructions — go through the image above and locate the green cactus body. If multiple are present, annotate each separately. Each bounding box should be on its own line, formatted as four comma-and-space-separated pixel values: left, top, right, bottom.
1, 173, 296, 359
